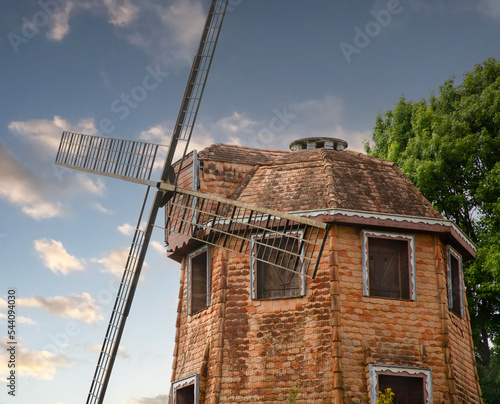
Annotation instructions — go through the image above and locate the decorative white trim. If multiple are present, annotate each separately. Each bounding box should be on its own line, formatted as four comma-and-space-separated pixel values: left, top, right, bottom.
187, 245, 211, 315
369, 364, 432, 403
171, 374, 199, 404
362, 230, 416, 300
250, 230, 305, 300
293, 207, 476, 253
447, 245, 465, 318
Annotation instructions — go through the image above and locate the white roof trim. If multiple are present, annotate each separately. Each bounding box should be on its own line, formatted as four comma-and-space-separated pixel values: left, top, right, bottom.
293, 208, 476, 253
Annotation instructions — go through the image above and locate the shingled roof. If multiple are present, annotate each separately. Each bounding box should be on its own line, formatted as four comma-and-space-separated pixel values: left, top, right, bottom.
198, 144, 442, 220
164, 142, 474, 260
198, 143, 288, 165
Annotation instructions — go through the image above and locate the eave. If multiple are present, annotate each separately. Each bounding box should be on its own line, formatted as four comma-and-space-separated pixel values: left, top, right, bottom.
298, 208, 476, 261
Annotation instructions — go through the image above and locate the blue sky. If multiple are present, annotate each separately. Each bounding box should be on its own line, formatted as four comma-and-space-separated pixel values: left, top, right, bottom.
0, 1, 499, 403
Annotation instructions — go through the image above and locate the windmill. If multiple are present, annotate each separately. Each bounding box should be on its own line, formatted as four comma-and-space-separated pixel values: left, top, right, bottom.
54, 1, 330, 403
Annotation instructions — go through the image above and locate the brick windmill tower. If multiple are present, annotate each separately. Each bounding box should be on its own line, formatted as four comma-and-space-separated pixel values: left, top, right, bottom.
167, 137, 482, 404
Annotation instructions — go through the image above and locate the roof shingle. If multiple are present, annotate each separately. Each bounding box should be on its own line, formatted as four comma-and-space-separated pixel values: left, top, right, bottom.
198, 144, 441, 219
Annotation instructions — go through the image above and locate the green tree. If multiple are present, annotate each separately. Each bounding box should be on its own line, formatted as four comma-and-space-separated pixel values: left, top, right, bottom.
366, 57, 500, 403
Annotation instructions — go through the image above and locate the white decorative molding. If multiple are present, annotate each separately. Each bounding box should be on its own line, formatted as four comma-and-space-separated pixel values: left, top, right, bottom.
293, 207, 476, 253
171, 374, 199, 404
369, 364, 432, 403
362, 230, 416, 300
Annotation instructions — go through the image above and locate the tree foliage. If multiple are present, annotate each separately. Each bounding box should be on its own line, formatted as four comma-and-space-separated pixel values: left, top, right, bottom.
366, 57, 500, 403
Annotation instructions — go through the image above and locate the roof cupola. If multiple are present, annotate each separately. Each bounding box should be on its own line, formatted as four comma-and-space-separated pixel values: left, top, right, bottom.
289, 137, 348, 151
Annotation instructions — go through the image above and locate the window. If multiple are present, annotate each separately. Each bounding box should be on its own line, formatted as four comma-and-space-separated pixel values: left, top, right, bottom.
362, 231, 416, 300
447, 246, 465, 317
369, 365, 432, 404
251, 233, 306, 299
171, 375, 199, 404
187, 246, 210, 315
379, 375, 423, 404
176, 385, 195, 404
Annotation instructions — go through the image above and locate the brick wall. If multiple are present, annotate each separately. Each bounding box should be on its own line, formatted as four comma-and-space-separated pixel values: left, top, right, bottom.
170, 224, 482, 403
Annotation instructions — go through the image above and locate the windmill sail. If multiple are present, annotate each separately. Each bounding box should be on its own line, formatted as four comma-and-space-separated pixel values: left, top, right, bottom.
86, 188, 157, 404
164, 186, 330, 279
160, 0, 228, 182
55, 132, 160, 186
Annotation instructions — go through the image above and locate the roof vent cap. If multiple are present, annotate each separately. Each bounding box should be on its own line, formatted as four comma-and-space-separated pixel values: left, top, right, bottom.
289, 137, 348, 151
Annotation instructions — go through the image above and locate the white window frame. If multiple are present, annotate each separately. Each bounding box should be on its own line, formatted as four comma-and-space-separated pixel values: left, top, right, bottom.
187, 245, 211, 315
447, 245, 465, 318
362, 230, 417, 300
250, 231, 306, 300
369, 364, 432, 403
171, 374, 199, 404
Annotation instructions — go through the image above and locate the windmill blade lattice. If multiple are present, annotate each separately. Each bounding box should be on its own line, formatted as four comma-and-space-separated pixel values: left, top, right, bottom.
86, 188, 154, 404
164, 186, 330, 279
55, 131, 160, 186
161, 0, 228, 182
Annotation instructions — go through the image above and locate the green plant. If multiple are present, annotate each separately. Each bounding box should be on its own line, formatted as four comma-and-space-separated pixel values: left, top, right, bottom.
286, 383, 300, 404
377, 388, 395, 404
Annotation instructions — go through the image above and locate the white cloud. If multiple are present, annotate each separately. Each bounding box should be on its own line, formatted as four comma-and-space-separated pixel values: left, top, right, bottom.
0, 143, 63, 220
8, 115, 97, 156
47, 0, 139, 41
91, 202, 113, 214
47, 0, 75, 40
6, 116, 108, 215
122, 394, 169, 404
150, 240, 165, 254
197, 96, 367, 153
93, 247, 130, 278
157, 0, 205, 62
0, 312, 38, 326
104, 0, 139, 27
93, 247, 147, 280
45, 0, 205, 67
139, 122, 214, 169
0, 338, 73, 381
118, 223, 135, 236
85, 344, 130, 358
19, 293, 103, 325
0, 300, 38, 325
75, 173, 106, 195
124, 0, 206, 66
281, 96, 368, 152
139, 95, 367, 168
34, 239, 84, 275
